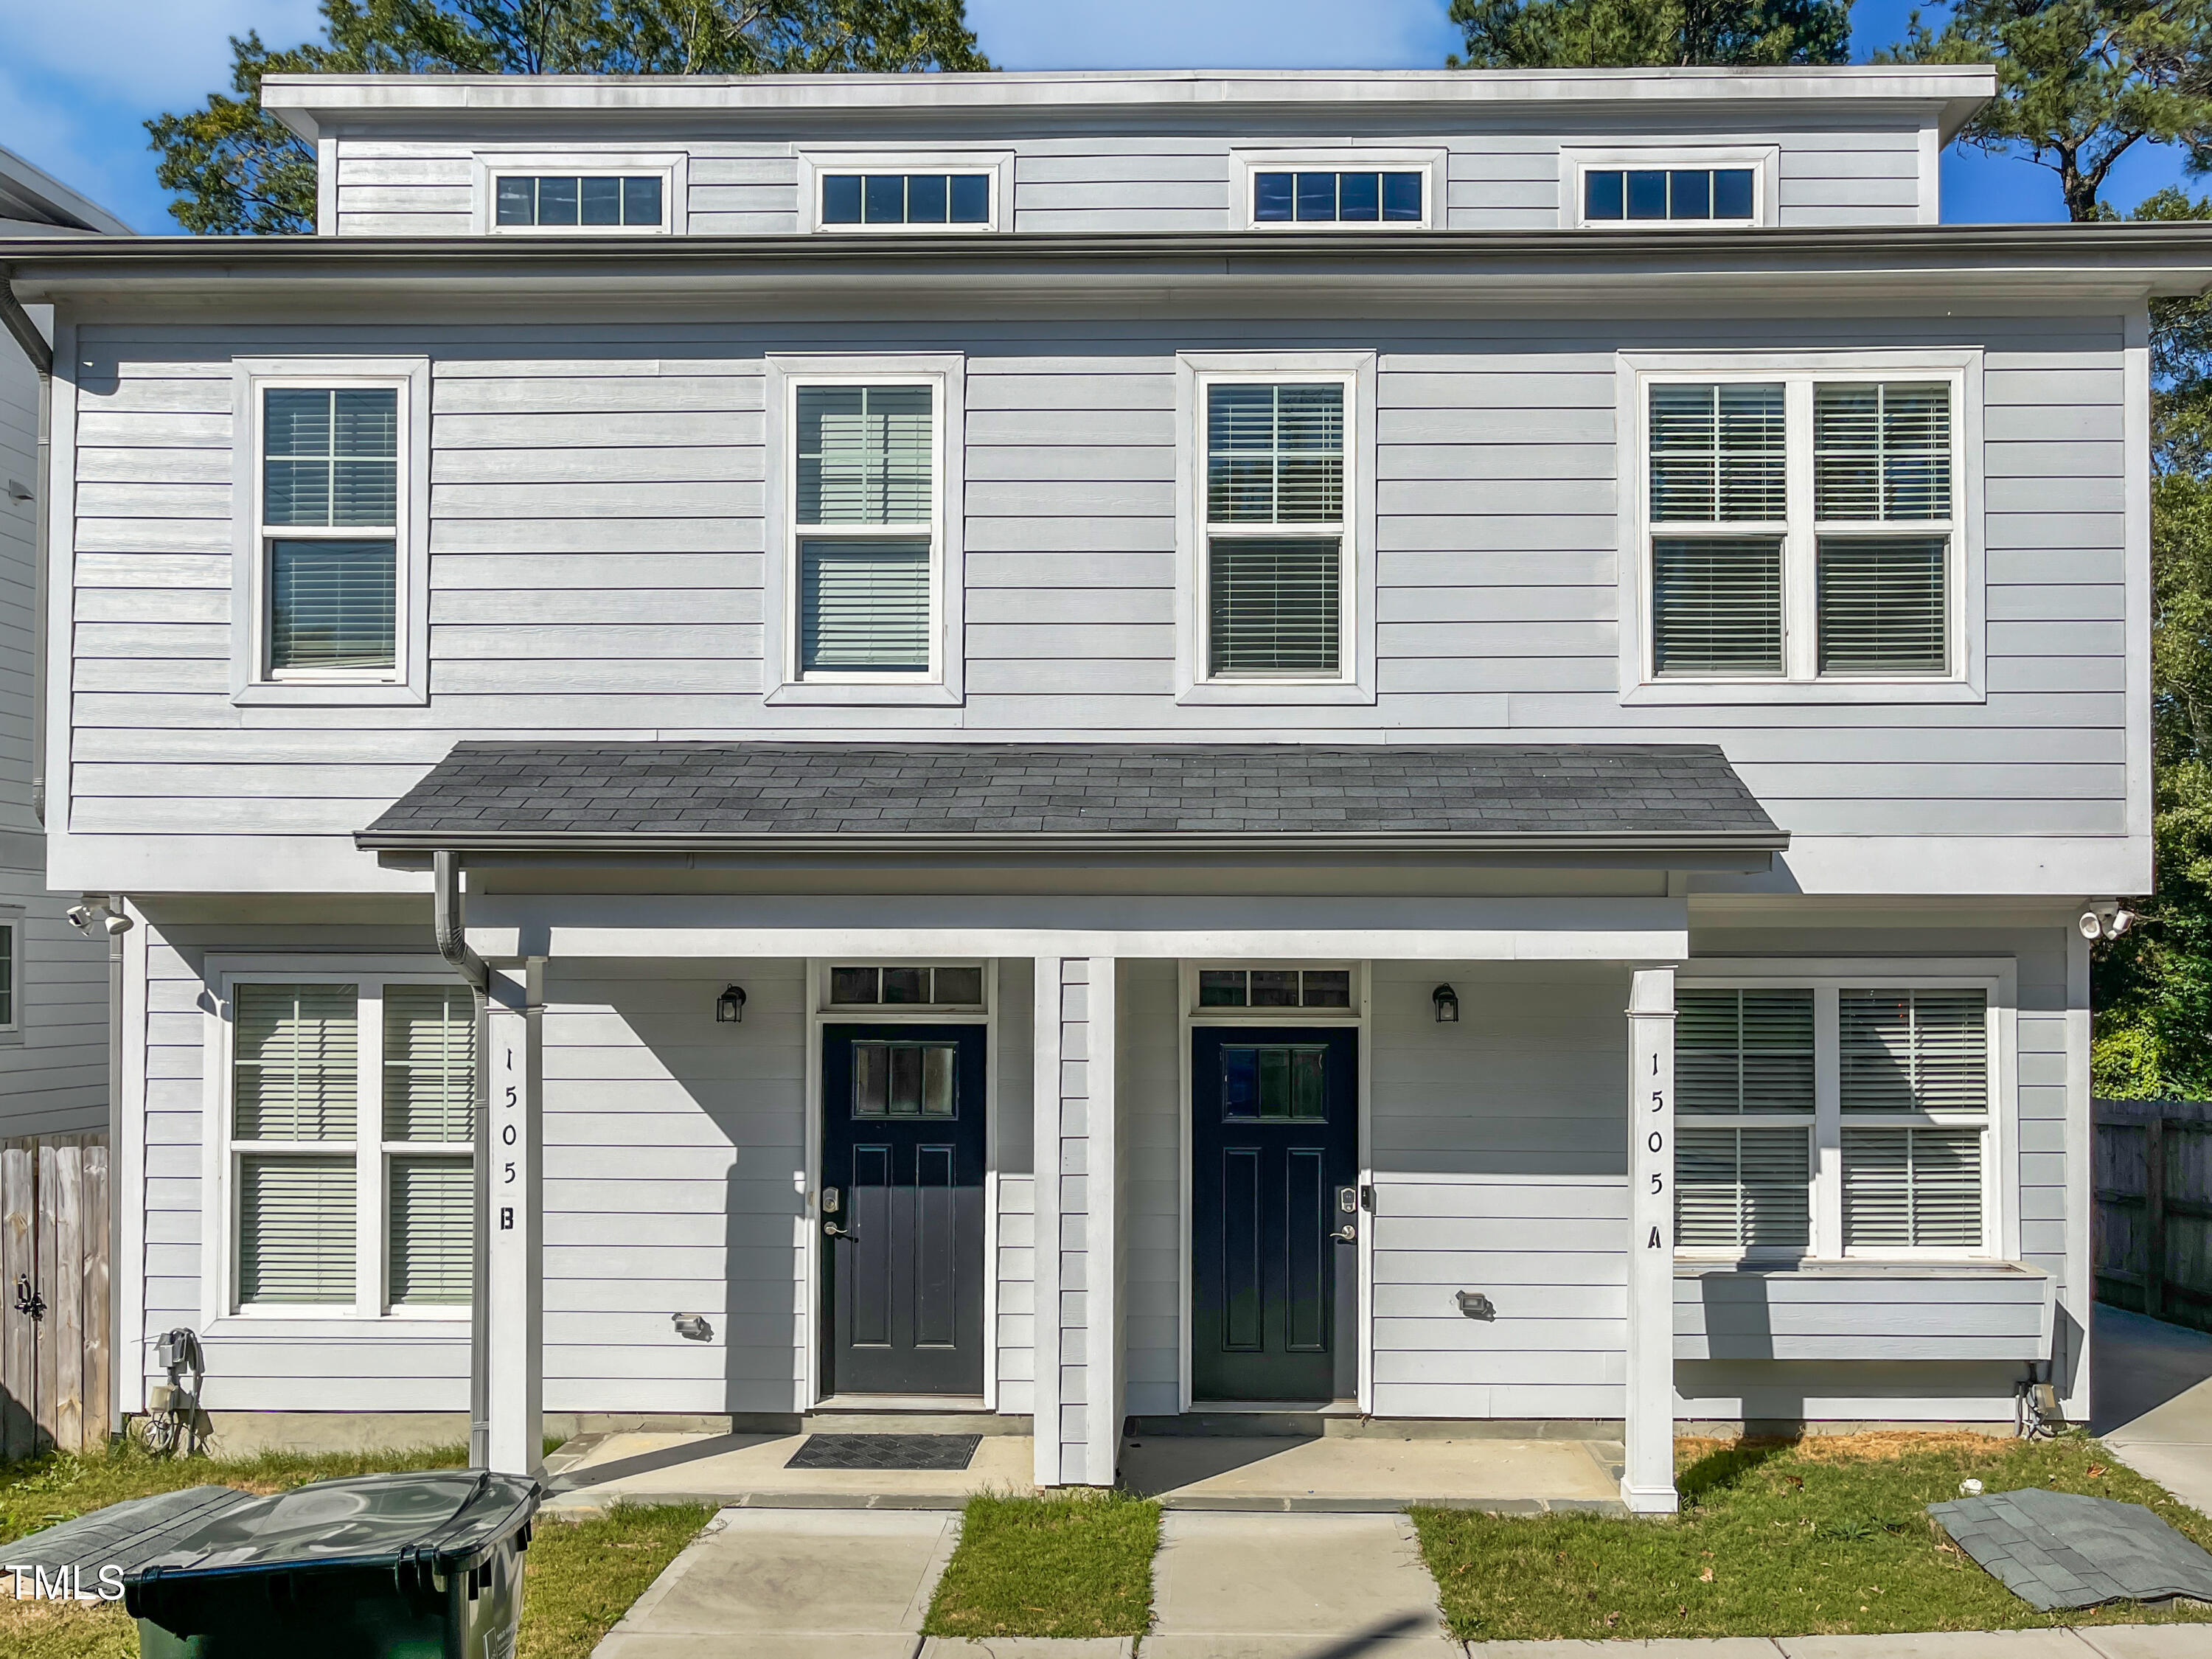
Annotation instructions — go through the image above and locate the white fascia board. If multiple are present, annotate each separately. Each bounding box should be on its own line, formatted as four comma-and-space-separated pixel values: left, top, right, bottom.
1699, 835, 2155, 899
47, 833, 431, 897
258, 66, 1997, 138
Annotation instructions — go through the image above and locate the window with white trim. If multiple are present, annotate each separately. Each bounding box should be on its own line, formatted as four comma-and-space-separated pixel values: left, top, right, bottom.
1565, 148, 1776, 229
789, 380, 941, 679
0, 916, 18, 1035
227, 977, 474, 1314
1200, 375, 1351, 681
492, 173, 667, 230
821, 173, 991, 226
1641, 369, 1963, 686
1674, 983, 1993, 1259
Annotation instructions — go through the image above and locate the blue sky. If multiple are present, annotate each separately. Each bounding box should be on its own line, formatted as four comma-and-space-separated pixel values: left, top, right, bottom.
0, 0, 2196, 232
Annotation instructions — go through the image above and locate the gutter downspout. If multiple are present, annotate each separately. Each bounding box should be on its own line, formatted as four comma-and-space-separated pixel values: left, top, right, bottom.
0, 273, 53, 827
434, 851, 494, 1467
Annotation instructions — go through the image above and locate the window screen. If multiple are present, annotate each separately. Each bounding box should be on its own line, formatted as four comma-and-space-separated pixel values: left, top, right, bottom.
262, 388, 399, 675
1839, 989, 1988, 1113
1677, 990, 1814, 1115
234, 984, 357, 1142
389, 1158, 473, 1306
1677, 1127, 1811, 1253
383, 984, 476, 1143
796, 385, 936, 675
1205, 382, 1346, 678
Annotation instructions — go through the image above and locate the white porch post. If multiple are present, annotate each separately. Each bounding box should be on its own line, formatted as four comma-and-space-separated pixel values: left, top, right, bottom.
1031, 954, 1119, 1488
484, 959, 543, 1476
1624, 966, 1680, 1514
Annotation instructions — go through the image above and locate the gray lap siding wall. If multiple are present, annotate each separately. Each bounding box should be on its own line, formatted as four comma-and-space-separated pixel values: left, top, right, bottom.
66, 313, 2126, 852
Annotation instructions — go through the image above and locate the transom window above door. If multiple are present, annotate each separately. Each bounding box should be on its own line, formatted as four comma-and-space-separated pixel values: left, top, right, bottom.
1638, 369, 1966, 689
828, 964, 986, 1009
1197, 967, 1353, 1010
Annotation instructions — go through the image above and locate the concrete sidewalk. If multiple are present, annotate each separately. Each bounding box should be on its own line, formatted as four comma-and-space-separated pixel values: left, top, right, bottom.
2096, 1302, 2212, 1514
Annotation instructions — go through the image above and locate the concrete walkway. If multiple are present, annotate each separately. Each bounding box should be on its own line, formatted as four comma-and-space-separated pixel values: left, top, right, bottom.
2096, 1302, 2212, 1513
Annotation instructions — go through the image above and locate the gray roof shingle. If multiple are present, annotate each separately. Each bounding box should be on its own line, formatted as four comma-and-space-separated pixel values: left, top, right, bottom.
355, 741, 1784, 852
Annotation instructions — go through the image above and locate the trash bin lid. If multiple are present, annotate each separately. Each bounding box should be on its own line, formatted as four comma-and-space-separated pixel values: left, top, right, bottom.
128, 1470, 540, 1590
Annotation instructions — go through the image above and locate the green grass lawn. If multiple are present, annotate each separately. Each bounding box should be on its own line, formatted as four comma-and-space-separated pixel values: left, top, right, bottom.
1414, 1431, 2212, 1642
923, 1490, 1160, 1640
0, 1441, 709, 1659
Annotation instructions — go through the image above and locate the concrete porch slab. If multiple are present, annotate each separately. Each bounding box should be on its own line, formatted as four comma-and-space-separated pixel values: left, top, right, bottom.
1120, 1434, 1625, 1513
545, 1429, 1035, 1514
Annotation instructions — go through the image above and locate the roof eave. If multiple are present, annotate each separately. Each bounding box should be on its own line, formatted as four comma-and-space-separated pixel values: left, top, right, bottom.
353, 828, 1792, 856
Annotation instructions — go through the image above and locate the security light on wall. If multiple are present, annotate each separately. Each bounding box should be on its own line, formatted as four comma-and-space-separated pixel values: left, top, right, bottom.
1432, 984, 1460, 1023
716, 984, 747, 1023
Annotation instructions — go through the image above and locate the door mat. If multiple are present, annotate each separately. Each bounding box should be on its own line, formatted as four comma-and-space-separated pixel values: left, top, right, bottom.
1927, 1487, 2212, 1610
785, 1433, 983, 1472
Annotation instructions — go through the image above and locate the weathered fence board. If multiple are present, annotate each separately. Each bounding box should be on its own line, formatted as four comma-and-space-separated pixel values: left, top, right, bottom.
0, 1135, 111, 1458
2097, 1099, 2212, 1331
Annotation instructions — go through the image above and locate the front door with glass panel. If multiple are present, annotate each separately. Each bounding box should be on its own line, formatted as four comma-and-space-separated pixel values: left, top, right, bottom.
820, 1023, 987, 1396
1191, 1027, 1360, 1402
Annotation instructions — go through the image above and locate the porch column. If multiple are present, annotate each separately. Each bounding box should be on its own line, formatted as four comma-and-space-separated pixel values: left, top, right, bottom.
1624, 966, 1680, 1515
483, 960, 543, 1476
1032, 955, 1120, 1488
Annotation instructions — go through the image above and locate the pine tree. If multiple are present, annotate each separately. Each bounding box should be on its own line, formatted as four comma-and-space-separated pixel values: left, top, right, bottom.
1449, 0, 1851, 69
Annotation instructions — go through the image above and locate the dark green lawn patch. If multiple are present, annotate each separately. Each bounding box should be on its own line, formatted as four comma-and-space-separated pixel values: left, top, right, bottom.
1413, 1431, 2212, 1642
924, 1490, 1159, 1639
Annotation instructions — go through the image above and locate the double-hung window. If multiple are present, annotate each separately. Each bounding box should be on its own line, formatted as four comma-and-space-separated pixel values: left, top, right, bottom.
237, 359, 428, 705
1635, 361, 1969, 693
223, 975, 475, 1316
1674, 977, 1997, 1261
790, 381, 941, 679
1200, 376, 1351, 681
0, 913, 18, 1037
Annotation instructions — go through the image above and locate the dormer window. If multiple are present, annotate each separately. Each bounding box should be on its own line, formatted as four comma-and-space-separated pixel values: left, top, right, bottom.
821, 173, 991, 227
1563, 147, 1778, 229
1253, 171, 1423, 225
492, 173, 667, 231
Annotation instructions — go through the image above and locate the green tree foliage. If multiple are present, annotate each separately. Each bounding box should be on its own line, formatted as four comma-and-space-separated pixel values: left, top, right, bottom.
1448, 0, 1851, 69
1886, 1, 2212, 223
2095, 186, 2212, 1096
147, 0, 990, 234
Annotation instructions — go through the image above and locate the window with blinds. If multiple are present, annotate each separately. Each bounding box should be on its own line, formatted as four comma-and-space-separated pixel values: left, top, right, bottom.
1843, 1127, 1983, 1250
1839, 989, 1989, 1114
261, 387, 400, 676
1677, 990, 1814, 1116
1204, 380, 1348, 678
1677, 1127, 1811, 1254
1641, 372, 1959, 685
794, 384, 936, 675
231, 977, 475, 1314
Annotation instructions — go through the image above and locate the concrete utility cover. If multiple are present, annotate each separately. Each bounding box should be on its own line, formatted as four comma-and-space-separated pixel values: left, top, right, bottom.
1927, 1487, 2212, 1610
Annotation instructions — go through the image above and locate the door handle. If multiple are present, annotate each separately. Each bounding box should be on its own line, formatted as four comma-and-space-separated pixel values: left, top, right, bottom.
821, 1187, 851, 1239
824, 1220, 853, 1239
1329, 1225, 1357, 1243
1331, 1186, 1359, 1243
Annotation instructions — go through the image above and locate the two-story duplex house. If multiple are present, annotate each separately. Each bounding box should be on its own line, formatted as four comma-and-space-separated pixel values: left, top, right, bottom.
3, 66, 2203, 1513
0, 145, 123, 1140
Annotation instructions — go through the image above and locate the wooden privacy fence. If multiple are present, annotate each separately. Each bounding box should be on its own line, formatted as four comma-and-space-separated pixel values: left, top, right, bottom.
1, 1135, 110, 1459
2096, 1099, 2212, 1332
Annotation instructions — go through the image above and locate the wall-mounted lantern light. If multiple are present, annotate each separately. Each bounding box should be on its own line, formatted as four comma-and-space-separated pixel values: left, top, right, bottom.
1431, 984, 1460, 1024
716, 984, 747, 1024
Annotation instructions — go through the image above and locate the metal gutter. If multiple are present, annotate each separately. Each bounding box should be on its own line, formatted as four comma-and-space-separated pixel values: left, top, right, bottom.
361, 828, 1791, 856
0, 274, 52, 826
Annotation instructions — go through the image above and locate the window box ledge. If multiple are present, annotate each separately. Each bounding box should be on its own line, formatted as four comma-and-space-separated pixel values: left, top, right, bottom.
764, 681, 963, 708
1674, 1259, 2053, 1363
1175, 680, 1377, 707
232, 681, 430, 709
1624, 678, 1985, 709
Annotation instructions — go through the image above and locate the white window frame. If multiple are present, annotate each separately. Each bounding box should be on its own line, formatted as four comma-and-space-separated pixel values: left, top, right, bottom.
201, 959, 476, 1326
1677, 960, 2016, 1265
796, 148, 1014, 235
762, 353, 966, 706
818, 959, 992, 1012
230, 357, 432, 707
1559, 145, 1780, 230
1175, 352, 1377, 705
1617, 348, 1985, 706
0, 907, 21, 1041
1184, 961, 1364, 1021
470, 150, 688, 234
1230, 147, 1446, 232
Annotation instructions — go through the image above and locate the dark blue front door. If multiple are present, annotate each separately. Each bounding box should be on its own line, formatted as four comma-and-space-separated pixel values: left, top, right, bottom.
1191, 1026, 1360, 1402
820, 1023, 987, 1396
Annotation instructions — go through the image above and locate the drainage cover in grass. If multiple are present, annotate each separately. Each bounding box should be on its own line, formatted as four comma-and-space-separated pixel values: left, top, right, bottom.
1928, 1489, 2212, 1610
785, 1433, 981, 1471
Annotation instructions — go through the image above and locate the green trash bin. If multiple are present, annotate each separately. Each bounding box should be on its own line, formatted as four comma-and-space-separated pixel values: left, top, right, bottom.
124, 1470, 540, 1659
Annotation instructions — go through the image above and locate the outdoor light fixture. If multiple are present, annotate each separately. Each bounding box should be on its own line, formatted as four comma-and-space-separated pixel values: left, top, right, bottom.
1432, 984, 1459, 1023
716, 984, 747, 1023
